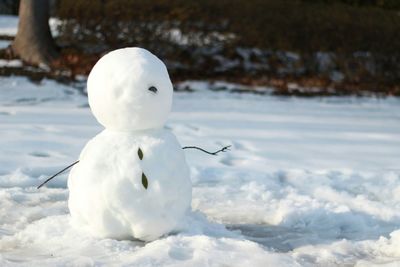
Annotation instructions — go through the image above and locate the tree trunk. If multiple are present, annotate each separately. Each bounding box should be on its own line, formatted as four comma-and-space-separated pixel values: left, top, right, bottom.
11, 0, 59, 67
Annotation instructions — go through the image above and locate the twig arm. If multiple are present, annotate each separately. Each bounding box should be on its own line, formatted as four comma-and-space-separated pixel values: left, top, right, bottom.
37, 160, 80, 189
182, 145, 231, 155
38, 145, 231, 189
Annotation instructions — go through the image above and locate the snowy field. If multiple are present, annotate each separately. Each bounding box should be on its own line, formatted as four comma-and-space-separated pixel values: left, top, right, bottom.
1, 14, 400, 267
0, 76, 400, 266
0, 15, 60, 37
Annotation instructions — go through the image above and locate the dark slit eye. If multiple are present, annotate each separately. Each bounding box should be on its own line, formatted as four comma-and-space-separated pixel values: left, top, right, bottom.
148, 86, 158, 93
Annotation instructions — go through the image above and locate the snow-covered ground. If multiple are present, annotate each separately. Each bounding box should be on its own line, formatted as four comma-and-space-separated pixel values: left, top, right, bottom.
0, 40, 10, 49
1, 12, 400, 267
0, 76, 400, 266
0, 15, 18, 36
0, 15, 60, 37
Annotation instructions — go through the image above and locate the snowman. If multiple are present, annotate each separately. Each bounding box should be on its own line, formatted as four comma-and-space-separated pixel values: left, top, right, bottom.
67, 47, 192, 241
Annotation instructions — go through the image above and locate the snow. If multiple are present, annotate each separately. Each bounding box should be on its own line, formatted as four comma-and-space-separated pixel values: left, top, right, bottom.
87, 48, 173, 131
0, 59, 23, 68
0, 15, 18, 36
0, 15, 61, 37
0, 10, 399, 266
0, 40, 10, 49
69, 129, 192, 241
1, 75, 400, 266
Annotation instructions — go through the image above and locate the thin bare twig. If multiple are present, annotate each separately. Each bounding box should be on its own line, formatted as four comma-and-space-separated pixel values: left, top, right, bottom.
37, 160, 80, 189
182, 145, 231, 155
37, 145, 231, 189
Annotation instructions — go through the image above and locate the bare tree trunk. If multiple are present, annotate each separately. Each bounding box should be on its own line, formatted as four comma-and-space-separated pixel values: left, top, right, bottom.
11, 0, 59, 67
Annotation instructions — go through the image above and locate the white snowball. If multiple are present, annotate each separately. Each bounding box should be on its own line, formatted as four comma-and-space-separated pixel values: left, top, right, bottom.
68, 129, 192, 241
87, 47, 173, 131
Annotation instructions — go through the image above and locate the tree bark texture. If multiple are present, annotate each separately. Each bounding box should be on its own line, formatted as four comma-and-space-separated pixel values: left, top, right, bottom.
12, 0, 59, 66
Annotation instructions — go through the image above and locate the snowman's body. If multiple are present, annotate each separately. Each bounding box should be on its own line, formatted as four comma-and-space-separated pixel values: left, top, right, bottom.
68, 48, 192, 241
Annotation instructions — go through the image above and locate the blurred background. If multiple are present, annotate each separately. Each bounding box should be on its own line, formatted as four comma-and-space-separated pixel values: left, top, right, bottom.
0, 0, 399, 95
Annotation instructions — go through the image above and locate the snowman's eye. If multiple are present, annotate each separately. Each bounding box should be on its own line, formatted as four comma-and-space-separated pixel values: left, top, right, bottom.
148, 86, 158, 94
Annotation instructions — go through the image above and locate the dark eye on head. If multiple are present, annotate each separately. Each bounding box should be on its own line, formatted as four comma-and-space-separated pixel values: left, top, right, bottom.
148, 86, 158, 94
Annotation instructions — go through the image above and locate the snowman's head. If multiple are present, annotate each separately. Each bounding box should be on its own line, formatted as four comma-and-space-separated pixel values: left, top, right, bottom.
87, 47, 173, 131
